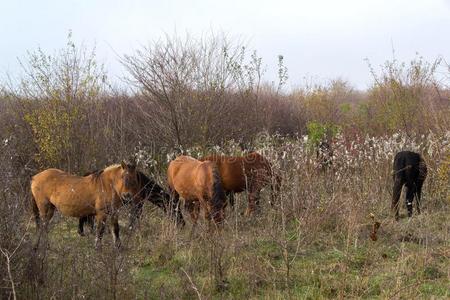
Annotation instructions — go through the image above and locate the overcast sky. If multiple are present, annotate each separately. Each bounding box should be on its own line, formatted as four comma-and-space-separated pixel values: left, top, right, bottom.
1, 0, 449, 90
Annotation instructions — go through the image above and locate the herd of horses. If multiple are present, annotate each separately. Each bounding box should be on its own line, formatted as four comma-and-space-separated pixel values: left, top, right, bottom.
30, 149, 427, 248
31, 152, 279, 247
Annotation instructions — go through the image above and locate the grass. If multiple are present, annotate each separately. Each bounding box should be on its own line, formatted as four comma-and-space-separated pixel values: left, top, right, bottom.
117, 204, 449, 299
4, 199, 449, 299
12, 185, 449, 299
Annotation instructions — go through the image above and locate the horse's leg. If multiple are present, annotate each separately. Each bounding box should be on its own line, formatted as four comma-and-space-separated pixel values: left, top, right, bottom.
41, 202, 55, 231
186, 200, 200, 236
128, 201, 143, 231
33, 195, 53, 231
170, 190, 185, 227
88, 215, 95, 233
110, 214, 121, 248
245, 192, 256, 216
227, 192, 235, 208
202, 196, 214, 223
78, 217, 87, 236
31, 195, 41, 230
392, 178, 402, 221
190, 201, 200, 224
202, 198, 218, 231
405, 183, 416, 218
173, 198, 185, 228
78, 215, 95, 236
208, 200, 224, 227
245, 181, 261, 216
94, 213, 107, 249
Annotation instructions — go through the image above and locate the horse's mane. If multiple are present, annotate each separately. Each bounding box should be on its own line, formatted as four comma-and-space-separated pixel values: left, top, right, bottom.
83, 169, 103, 179
137, 171, 169, 200
83, 167, 171, 205
103, 164, 121, 172
137, 171, 152, 196
82, 164, 121, 181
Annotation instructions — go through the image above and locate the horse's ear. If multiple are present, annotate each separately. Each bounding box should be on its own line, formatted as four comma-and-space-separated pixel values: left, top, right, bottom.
121, 161, 127, 169
129, 158, 137, 170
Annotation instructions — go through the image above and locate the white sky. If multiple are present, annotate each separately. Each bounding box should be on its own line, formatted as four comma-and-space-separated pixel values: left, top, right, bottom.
1, 0, 449, 90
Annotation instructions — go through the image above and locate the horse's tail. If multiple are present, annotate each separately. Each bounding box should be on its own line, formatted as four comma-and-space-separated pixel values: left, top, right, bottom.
30, 179, 40, 229
211, 164, 226, 224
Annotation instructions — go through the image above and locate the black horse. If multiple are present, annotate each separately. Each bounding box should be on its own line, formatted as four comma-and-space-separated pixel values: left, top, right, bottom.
392, 151, 427, 220
78, 170, 185, 235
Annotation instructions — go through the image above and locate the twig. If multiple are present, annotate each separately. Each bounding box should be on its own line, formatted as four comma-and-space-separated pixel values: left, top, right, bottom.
0, 218, 32, 300
0, 249, 16, 300
181, 268, 202, 300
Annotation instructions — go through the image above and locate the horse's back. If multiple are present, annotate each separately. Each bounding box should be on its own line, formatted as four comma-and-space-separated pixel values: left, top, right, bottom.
32, 168, 90, 190
168, 156, 220, 199
168, 156, 202, 196
201, 152, 273, 191
32, 168, 65, 181
168, 156, 199, 183
245, 152, 272, 170
201, 155, 246, 191
31, 168, 97, 217
31, 168, 66, 193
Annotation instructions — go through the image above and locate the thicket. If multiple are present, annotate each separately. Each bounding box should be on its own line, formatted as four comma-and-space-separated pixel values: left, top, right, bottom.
1, 34, 448, 173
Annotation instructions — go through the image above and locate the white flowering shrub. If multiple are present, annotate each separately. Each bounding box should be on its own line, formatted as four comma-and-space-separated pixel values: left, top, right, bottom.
134, 130, 449, 178
133, 130, 449, 223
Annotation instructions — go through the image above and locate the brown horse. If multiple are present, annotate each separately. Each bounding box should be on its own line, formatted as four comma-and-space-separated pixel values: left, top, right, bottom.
200, 152, 281, 215
167, 155, 226, 226
30, 162, 140, 247
78, 170, 185, 235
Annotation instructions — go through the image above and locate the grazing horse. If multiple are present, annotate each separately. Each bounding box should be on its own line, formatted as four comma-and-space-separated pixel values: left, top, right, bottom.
392, 151, 427, 220
167, 156, 226, 226
200, 152, 281, 215
31, 162, 140, 247
78, 170, 185, 235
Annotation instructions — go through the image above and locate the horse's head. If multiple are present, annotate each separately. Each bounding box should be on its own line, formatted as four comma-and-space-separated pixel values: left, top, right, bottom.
118, 161, 140, 202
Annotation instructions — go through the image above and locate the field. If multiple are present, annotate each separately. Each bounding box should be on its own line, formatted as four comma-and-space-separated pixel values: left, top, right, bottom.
0, 35, 449, 299
1, 131, 449, 299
